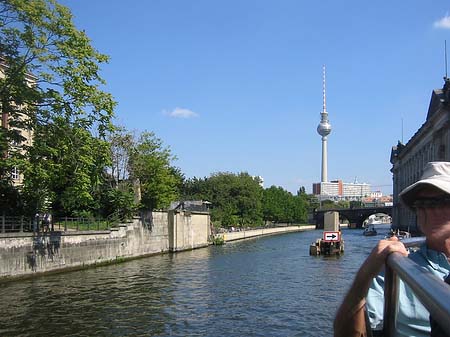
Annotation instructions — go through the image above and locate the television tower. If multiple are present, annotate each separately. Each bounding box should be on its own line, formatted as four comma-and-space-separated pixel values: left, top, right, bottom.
317, 65, 332, 182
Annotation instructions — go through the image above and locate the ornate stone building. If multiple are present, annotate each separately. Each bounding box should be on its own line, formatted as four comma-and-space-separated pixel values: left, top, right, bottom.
391, 78, 450, 232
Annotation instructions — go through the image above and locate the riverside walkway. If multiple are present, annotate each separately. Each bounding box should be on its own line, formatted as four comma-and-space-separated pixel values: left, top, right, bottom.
217, 225, 316, 242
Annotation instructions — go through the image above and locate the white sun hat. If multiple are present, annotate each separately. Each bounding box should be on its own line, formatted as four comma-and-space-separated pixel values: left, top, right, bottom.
399, 161, 450, 208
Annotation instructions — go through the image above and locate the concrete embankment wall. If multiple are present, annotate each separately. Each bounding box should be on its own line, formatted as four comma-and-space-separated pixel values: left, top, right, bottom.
0, 210, 210, 280
220, 225, 316, 242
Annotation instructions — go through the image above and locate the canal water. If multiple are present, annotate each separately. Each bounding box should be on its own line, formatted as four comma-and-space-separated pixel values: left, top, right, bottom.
0, 225, 392, 337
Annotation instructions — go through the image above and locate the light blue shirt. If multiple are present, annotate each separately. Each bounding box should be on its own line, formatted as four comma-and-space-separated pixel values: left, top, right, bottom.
366, 243, 450, 337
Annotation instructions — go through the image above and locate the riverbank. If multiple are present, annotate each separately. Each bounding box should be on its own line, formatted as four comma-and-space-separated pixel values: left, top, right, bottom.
0, 214, 316, 281
0, 210, 211, 281
217, 225, 316, 242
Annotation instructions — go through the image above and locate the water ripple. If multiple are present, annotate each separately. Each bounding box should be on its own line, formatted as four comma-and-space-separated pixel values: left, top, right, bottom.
0, 226, 390, 336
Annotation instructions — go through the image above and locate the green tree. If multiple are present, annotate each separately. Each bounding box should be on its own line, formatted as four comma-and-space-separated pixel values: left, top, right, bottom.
297, 186, 306, 195
108, 126, 134, 188
129, 132, 181, 210
336, 200, 350, 209
234, 173, 263, 226
292, 194, 308, 223
0, 0, 115, 214
183, 172, 263, 227
306, 194, 320, 211
321, 199, 337, 210
98, 127, 136, 219
23, 119, 110, 216
350, 200, 363, 209
181, 176, 208, 201
262, 186, 288, 222
261, 185, 309, 224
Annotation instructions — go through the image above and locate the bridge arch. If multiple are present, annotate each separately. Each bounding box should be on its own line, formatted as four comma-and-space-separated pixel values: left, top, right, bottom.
314, 206, 393, 229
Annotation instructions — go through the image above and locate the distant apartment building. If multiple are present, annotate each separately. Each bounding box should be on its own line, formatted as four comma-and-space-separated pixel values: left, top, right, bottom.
370, 191, 383, 199
362, 195, 393, 207
0, 60, 35, 186
312, 180, 371, 201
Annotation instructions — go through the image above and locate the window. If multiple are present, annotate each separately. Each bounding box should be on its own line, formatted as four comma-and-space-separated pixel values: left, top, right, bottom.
11, 166, 19, 181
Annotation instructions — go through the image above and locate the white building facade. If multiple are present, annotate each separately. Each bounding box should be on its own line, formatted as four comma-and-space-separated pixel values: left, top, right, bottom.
312, 180, 371, 201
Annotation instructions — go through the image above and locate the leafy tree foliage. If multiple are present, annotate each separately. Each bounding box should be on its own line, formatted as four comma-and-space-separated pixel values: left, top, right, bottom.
108, 126, 133, 187
0, 0, 115, 215
99, 127, 136, 219
182, 172, 264, 227
22, 119, 110, 215
182, 174, 312, 227
0, 0, 115, 134
97, 185, 135, 221
262, 186, 308, 223
181, 176, 208, 200
0, 180, 23, 213
350, 200, 363, 209
335, 200, 350, 209
262, 186, 290, 222
103, 128, 183, 213
320, 199, 336, 210
128, 131, 182, 210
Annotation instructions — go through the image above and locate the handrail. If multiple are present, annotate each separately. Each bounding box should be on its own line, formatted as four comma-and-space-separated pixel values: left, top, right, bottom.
382, 237, 450, 336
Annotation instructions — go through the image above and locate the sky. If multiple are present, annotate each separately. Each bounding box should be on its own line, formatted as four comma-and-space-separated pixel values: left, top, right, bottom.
60, 0, 450, 196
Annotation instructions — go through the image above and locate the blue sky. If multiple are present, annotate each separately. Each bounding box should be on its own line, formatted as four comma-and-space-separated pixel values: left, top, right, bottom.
61, 0, 450, 195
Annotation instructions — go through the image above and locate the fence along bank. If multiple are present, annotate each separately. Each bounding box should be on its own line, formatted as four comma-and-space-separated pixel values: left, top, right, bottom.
0, 209, 210, 280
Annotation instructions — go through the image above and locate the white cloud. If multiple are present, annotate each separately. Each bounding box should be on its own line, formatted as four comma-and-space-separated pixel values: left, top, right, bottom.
164, 107, 199, 119
434, 14, 450, 29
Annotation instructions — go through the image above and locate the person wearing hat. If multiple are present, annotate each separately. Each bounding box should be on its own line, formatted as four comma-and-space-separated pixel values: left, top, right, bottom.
334, 162, 450, 337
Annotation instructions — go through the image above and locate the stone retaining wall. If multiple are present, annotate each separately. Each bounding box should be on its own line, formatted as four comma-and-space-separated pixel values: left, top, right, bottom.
219, 225, 316, 242
0, 210, 210, 280
0, 214, 312, 280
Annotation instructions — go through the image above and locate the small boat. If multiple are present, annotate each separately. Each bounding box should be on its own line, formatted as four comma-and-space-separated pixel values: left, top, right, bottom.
363, 215, 379, 236
385, 229, 411, 241
363, 223, 377, 236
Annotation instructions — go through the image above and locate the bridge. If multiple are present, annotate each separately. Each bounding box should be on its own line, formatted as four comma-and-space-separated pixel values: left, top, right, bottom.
313, 206, 392, 229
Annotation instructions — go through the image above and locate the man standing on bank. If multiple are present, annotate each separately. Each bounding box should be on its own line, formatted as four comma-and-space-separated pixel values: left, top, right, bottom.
334, 161, 450, 337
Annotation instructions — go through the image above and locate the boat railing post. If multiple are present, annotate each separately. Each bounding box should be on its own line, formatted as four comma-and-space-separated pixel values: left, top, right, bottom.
383, 259, 399, 337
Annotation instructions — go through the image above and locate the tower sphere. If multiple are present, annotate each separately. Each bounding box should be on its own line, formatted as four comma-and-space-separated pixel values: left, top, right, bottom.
317, 121, 331, 137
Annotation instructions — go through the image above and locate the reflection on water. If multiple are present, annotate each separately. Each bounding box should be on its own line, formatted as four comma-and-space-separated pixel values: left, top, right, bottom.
0, 225, 392, 336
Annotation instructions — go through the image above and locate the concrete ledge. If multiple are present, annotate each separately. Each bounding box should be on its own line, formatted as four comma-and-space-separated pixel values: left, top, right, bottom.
0, 250, 167, 284
170, 242, 210, 252
219, 225, 316, 242
0, 232, 35, 238
0, 211, 211, 281
0, 230, 112, 238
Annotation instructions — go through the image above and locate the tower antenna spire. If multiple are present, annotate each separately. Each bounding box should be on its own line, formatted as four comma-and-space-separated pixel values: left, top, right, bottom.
317, 65, 332, 183
323, 65, 327, 112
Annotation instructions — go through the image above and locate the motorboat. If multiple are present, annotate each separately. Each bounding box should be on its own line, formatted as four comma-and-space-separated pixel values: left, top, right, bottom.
363, 223, 377, 236
385, 228, 411, 241
363, 215, 379, 236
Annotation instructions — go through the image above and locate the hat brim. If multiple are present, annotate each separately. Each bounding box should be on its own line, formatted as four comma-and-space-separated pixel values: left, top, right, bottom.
399, 179, 450, 209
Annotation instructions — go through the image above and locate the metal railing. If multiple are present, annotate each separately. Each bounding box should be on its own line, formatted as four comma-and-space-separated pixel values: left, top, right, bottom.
52, 217, 113, 231
0, 214, 119, 233
382, 237, 450, 336
0, 215, 33, 233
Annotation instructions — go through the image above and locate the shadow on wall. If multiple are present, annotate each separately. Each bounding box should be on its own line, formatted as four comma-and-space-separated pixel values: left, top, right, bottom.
26, 232, 62, 271
141, 212, 153, 231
